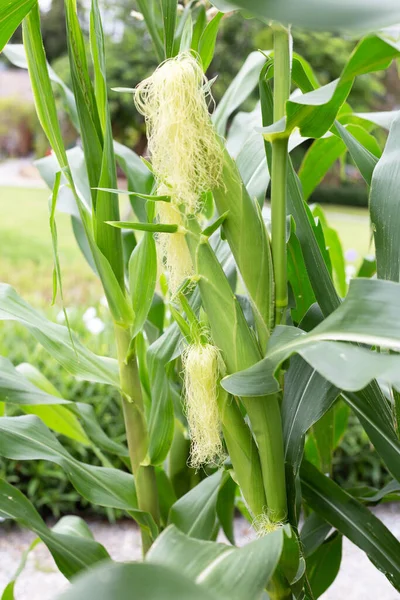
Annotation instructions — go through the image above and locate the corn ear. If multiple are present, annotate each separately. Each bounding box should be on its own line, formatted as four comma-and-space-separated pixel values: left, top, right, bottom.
217, 388, 266, 517
213, 148, 274, 350
185, 221, 287, 521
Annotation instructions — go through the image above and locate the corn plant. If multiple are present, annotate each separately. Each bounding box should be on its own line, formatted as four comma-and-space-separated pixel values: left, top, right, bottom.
2, 1, 400, 599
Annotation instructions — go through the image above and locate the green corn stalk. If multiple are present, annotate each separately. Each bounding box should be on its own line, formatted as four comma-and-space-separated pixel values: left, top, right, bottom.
217, 387, 267, 518
271, 25, 291, 326
185, 220, 287, 522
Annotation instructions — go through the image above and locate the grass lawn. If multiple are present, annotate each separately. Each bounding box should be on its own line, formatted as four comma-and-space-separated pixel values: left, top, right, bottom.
0, 186, 102, 307
0, 186, 372, 308
322, 204, 373, 265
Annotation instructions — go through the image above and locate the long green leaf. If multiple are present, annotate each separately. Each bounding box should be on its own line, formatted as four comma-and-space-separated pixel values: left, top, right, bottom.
23, 4, 131, 324
306, 534, 342, 599
212, 51, 266, 136
148, 525, 284, 600
0, 479, 109, 580
136, 0, 164, 61
161, 0, 177, 58
129, 231, 158, 339
370, 111, 400, 282
169, 471, 225, 540
301, 460, 400, 591
89, 0, 125, 288
335, 121, 379, 184
22, 4, 69, 169
0, 284, 119, 387
0, 415, 137, 510
299, 136, 345, 201
210, 0, 400, 34
259, 37, 400, 140
223, 278, 400, 397
15, 362, 116, 449
0, 0, 37, 52
0, 357, 69, 406
0, 414, 157, 537
198, 12, 223, 71
283, 356, 339, 476
56, 562, 217, 600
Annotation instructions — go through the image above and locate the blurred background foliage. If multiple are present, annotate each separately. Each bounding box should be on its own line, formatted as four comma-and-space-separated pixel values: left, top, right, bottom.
3, 0, 395, 152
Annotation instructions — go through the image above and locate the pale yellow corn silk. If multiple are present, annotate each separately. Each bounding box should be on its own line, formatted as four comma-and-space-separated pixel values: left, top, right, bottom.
134, 52, 224, 214
252, 512, 284, 538
183, 343, 224, 469
156, 199, 193, 293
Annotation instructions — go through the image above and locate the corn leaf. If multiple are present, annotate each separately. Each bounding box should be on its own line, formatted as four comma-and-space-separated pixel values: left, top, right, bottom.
56, 562, 217, 600
198, 12, 223, 71
15, 363, 90, 445
136, 0, 164, 61
109, 221, 179, 233
306, 534, 342, 599
148, 525, 284, 600
212, 51, 266, 136
282, 356, 339, 478
311, 205, 346, 298
210, 0, 400, 34
89, 0, 125, 288
301, 460, 400, 591
0, 479, 109, 580
335, 121, 379, 185
0, 284, 119, 387
259, 37, 400, 140
370, 111, 400, 282
299, 136, 345, 201
17, 362, 129, 456
129, 231, 158, 340
191, 5, 206, 52
223, 278, 400, 398
161, 0, 177, 58
287, 219, 316, 323
0, 0, 37, 52
0, 357, 69, 407
0, 415, 158, 539
22, 5, 69, 169
169, 471, 226, 540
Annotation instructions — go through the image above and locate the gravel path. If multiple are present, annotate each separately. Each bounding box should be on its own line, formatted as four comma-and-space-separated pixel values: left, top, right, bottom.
0, 505, 399, 599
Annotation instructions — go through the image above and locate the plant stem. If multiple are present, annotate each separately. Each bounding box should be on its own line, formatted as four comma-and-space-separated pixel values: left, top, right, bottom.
272, 26, 290, 325
114, 325, 160, 554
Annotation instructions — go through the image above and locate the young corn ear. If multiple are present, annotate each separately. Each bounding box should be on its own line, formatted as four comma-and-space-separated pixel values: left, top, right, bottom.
183, 342, 224, 469
252, 512, 283, 538
134, 52, 224, 214
156, 192, 193, 293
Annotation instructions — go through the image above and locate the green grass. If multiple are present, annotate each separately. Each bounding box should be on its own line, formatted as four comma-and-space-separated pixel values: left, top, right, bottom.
322, 204, 372, 264
0, 186, 102, 306
0, 186, 372, 306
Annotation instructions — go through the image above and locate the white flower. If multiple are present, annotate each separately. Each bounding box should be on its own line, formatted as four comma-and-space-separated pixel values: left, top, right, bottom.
345, 248, 358, 262
345, 264, 357, 284
83, 307, 97, 322
85, 317, 105, 335
56, 308, 74, 323
100, 296, 108, 308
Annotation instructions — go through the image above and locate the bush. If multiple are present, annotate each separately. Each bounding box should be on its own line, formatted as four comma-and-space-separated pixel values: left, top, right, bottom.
0, 304, 127, 519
